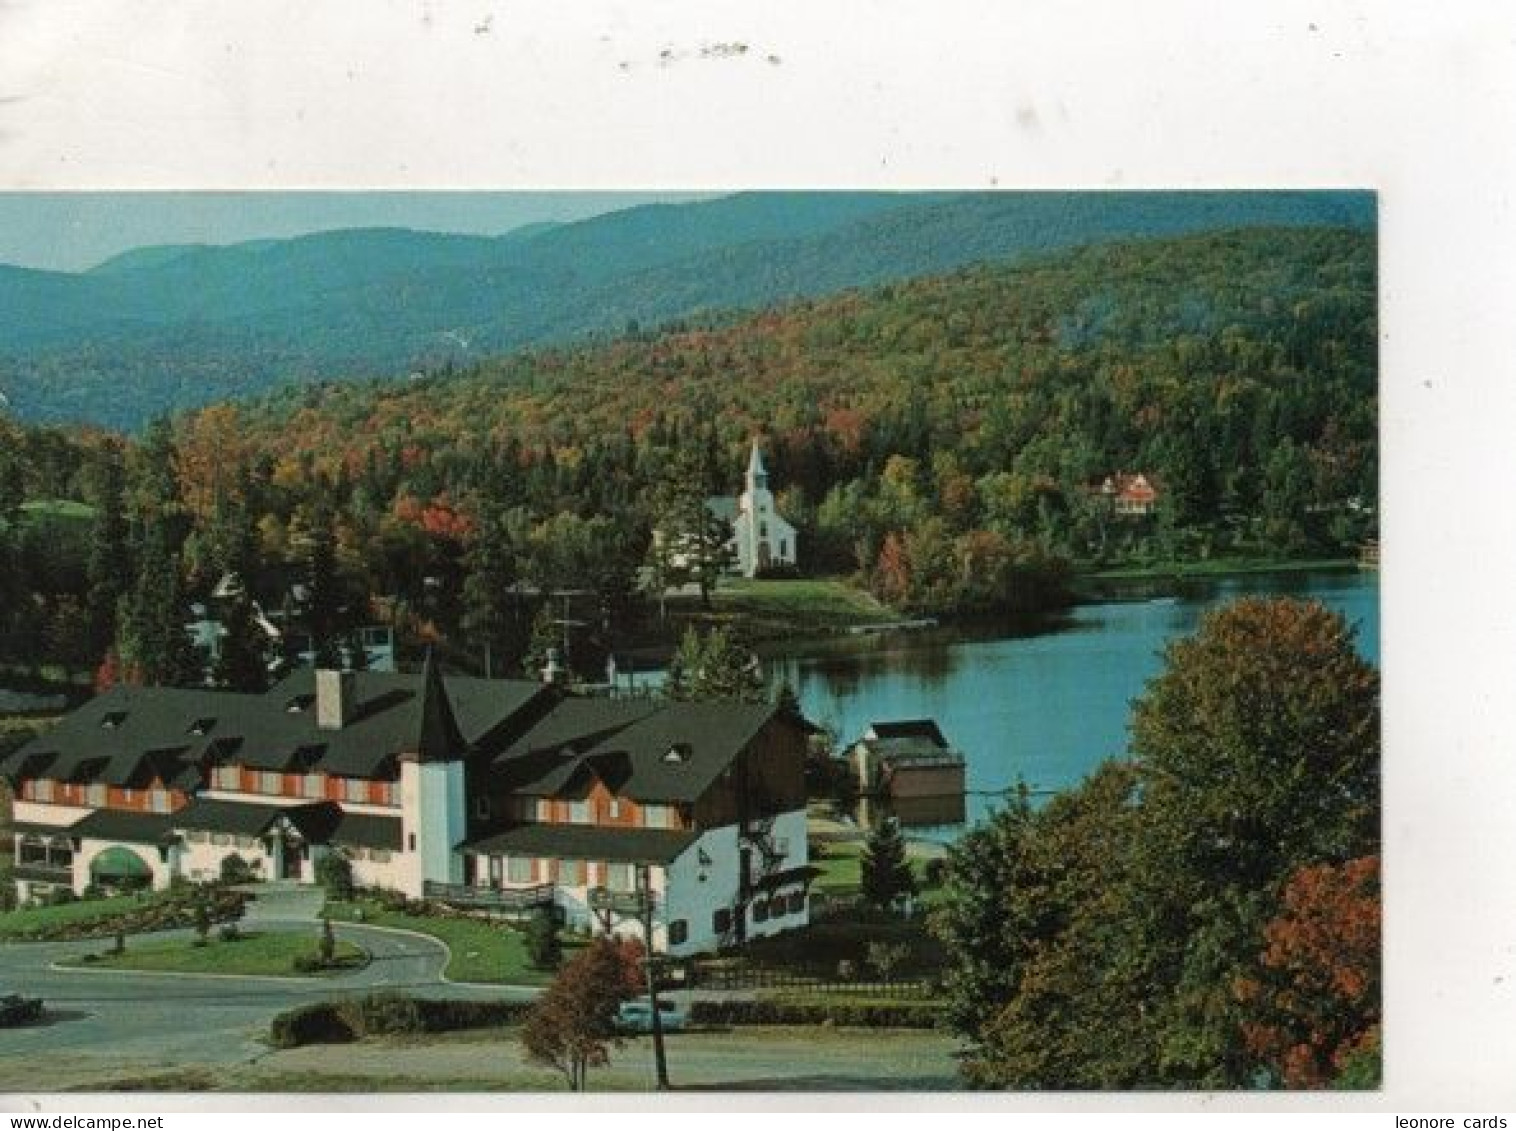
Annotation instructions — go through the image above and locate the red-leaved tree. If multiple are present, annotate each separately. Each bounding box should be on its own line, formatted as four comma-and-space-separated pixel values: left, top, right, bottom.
1235, 855, 1381, 1088
519, 935, 644, 1091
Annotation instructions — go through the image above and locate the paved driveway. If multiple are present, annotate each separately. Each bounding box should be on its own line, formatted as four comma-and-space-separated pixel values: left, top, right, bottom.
0, 918, 535, 1076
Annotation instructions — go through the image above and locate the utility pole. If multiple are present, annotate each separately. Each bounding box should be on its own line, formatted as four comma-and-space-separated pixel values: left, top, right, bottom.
637, 863, 671, 1090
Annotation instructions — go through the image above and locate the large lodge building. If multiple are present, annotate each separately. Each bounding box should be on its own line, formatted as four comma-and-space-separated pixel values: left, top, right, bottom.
1, 658, 815, 955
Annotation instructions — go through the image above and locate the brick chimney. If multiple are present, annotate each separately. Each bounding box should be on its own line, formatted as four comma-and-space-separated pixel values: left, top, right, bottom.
316, 669, 357, 730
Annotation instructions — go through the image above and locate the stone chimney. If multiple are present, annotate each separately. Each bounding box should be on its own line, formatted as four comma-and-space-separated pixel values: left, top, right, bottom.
316, 668, 357, 730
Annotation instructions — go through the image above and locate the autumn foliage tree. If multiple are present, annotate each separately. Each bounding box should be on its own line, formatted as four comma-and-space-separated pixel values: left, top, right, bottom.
1235, 855, 1381, 1088
935, 597, 1380, 1089
519, 936, 643, 1091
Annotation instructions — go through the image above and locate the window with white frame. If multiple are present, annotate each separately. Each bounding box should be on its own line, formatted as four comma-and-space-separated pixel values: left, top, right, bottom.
260, 771, 281, 795
506, 856, 533, 884
558, 859, 584, 886
643, 804, 672, 829
608, 797, 622, 820
33, 779, 53, 802
86, 783, 106, 807
215, 765, 239, 790
568, 799, 589, 824
344, 778, 367, 804
535, 798, 551, 821
606, 862, 637, 892
303, 774, 323, 799
149, 789, 170, 813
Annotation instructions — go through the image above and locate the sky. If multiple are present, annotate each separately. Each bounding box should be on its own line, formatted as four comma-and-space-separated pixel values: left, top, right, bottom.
0, 192, 717, 274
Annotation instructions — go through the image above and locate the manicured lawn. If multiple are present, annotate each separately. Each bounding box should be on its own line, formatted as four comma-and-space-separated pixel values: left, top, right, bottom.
57, 930, 366, 977
325, 898, 579, 985
0, 891, 166, 938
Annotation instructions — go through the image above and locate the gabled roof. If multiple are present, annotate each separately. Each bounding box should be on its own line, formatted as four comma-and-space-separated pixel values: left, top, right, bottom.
2, 670, 554, 788
68, 808, 176, 846
492, 698, 780, 804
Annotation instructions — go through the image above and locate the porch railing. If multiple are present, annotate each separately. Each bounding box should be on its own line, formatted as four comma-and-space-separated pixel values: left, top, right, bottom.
422, 880, 555, 912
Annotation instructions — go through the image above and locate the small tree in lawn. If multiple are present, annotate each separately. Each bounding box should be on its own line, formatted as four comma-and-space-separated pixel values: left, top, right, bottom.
860, 817, 917, 911
318, 916, 336, 966
520, 936, 642, 1091
193, 898, 212, 947
525, 907, 563, 971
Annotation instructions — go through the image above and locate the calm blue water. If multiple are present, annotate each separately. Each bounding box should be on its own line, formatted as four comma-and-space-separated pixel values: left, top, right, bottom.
769, 571, 1380, 832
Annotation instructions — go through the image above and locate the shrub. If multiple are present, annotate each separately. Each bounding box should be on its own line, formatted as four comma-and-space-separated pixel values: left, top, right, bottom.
315, 852, 355, 900
268, 1002, 357, 1049
219, 854, 255, 885
922, 858, 948, 888
343, 991, 423, 1036
266, 994, 532, 1048
524, 907, 563, 970
218, 923, 240, 943
318, 917, 336, 965
290, 954, 325, 974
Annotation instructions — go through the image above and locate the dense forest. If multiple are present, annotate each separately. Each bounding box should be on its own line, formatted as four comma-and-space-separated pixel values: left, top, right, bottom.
0, 225, 1377, 688
0, 191, 1372, 428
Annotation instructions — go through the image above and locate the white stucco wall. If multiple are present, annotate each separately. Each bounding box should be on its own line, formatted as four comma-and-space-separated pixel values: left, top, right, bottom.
177, 832, 277, 883
400, 759, 465, 896
12, 800, 92, 827
660, 807, 810, 956
344, 846, 413, 892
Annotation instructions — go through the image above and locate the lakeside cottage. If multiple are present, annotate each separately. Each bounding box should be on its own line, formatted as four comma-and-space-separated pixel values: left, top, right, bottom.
706, 441, 799, 577
849, 719, 967, 826
2, 657, 815, 955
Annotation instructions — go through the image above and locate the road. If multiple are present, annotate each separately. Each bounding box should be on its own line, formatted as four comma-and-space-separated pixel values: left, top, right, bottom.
0, 886, 536, 1080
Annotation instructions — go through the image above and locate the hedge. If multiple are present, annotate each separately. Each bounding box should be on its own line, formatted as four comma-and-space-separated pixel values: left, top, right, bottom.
267, 992, 533, 1048
689, 998, 944, 1029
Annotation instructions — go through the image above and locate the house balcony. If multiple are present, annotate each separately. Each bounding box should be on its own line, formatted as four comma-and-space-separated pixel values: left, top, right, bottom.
422, 880, 554, 913
13, 861, 74, 884
588, 886, 653, 916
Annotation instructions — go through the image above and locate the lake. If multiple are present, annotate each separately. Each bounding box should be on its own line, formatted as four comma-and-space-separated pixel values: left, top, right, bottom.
767, 569, 1380, 837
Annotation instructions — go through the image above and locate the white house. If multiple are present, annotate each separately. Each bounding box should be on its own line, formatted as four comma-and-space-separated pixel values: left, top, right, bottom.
706, 441, 799, 578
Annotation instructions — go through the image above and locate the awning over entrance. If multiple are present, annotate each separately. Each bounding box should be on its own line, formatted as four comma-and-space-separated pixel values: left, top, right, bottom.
89, 845, 153, 880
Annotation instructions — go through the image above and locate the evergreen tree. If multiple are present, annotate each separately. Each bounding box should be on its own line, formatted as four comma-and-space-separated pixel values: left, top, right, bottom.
524, 907, 564, 970
120, 523, 199, 687
648, 443, 734, 610
214, 587, 269, 692
303, 505, 345, 668
461, 486, 526, 677
85, 445, 131, 658
663, 625, 765, 703
859, 817, 916, 910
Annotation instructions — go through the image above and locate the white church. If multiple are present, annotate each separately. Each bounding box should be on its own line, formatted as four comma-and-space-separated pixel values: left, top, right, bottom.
706, 441, 799, 578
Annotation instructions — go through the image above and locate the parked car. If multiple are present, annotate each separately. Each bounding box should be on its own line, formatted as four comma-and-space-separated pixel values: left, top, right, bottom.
615, 998, 687, 1033
0, 993, 43, 1027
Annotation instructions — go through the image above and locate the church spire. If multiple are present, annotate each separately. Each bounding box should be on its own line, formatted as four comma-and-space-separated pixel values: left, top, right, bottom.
413, 647, 467, 762
746, 439, 768, 491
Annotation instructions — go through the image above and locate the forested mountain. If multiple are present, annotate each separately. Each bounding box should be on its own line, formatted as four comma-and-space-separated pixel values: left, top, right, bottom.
0, 223, 1376, 688
0, 191, 1372, 429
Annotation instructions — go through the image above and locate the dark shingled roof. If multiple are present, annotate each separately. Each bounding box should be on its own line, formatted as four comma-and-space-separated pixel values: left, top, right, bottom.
460, 822, 699, 865
68, 808, 176, 845
327, 809, 403, 852
2, 670, 552, 787
492, 699, 779, 804
859, 719, 959, 762
169, 797, 295, 838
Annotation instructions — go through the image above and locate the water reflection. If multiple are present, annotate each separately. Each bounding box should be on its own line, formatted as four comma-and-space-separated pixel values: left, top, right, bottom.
774, 570, 1379, 835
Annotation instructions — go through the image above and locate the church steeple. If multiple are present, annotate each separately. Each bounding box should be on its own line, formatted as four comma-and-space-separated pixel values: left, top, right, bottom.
413, 648, 467, 763
746, 439, 768, 493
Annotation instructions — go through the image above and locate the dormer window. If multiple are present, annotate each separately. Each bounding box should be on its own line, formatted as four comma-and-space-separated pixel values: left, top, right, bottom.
100, 711, 127, 730
285, 694, 315, 714
662, 743, 692, 765
188, 718, 216, 736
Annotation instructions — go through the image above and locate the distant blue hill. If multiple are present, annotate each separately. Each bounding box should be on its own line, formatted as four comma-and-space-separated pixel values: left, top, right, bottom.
0, 190, 1373, 429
